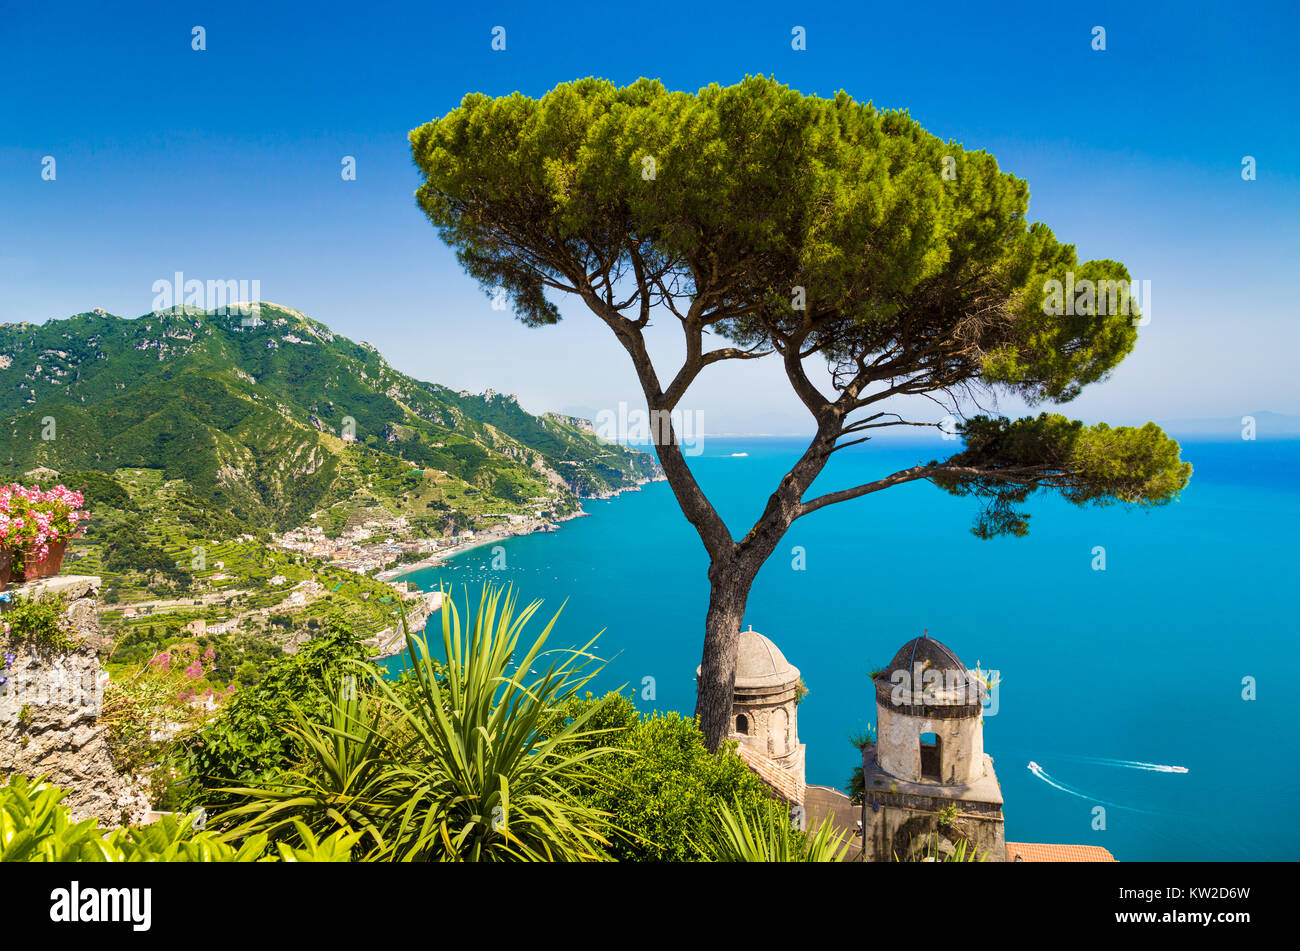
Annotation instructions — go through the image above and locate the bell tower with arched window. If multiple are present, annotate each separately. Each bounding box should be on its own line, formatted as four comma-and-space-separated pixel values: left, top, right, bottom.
861, 633, 1006, 862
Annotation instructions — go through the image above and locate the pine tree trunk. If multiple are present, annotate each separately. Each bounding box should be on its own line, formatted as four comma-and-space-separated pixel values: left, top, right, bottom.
695, 567, 755, 752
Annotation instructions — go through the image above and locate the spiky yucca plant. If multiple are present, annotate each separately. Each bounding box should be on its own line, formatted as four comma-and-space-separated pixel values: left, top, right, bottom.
215, 678, 396, 856
700, 796, 854, 862
371, 586, 617, 861
214, 585, 619, 861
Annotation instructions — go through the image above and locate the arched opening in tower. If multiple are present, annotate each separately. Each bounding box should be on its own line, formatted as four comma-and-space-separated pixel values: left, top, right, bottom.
919, 732, 941, 782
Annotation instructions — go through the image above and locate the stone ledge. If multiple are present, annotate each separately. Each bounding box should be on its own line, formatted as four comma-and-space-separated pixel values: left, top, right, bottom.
3, 576, 104, 651
6, 574, 101, 604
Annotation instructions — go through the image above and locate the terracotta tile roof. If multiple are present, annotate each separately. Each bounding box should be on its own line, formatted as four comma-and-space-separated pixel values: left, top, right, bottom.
735, 744, 805, 805
1006, 841, 1117, 862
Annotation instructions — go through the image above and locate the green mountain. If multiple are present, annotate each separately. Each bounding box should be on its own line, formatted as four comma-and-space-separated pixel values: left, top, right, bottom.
0, 303, 659, 532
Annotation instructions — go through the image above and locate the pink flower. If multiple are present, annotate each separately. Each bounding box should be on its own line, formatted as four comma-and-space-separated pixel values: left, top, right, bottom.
184, 661, 202, 680
2, 483, 88, 549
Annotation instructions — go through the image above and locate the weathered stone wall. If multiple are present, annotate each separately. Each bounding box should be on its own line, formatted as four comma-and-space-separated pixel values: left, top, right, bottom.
732, 693, 800, 760
0, 575, 147, 827
861, 742, 1007, 863
877, 702, 985, 785
865, 792, 1007, 863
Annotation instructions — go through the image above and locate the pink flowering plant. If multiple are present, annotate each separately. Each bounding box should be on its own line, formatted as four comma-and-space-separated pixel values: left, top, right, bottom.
0, 484, 88, 561
101, 642, 229, 802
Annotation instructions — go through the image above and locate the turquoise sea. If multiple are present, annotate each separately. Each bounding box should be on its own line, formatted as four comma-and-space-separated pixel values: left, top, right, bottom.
384, 435, 1299, 861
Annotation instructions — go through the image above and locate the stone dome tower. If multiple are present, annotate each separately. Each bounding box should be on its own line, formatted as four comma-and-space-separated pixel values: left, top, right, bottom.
874, 633, 986, 784
701, 626, 806, 790
861, 632, 1006, 862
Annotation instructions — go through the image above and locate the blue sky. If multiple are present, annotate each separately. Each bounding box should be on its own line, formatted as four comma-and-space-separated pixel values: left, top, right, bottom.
2, 0, 1297, 433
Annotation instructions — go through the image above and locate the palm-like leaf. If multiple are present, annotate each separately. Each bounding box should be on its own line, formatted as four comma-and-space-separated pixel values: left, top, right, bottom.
208, 584, 621, 861
213, 677, 396, 857
367, 585, 618, 861
700, 796, 854, 862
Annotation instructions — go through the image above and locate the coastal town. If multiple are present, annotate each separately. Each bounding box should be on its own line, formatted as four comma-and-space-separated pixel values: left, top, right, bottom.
251, 485, 653, 652
271, 475, 657, 582
95, 510, 585, 660
271, 509, 570, 580
44, 462, 661, 682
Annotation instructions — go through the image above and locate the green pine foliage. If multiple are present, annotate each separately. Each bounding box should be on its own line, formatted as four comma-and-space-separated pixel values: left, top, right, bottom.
409, 75, 1191, 538
932, 414, 1193, 537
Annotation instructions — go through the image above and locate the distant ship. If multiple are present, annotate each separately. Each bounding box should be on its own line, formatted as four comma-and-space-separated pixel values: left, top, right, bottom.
729, 452, 748, 457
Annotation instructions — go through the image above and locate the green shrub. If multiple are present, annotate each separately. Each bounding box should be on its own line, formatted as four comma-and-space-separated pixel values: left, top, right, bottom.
846, 725, 876, 805
217, 585, 618, 862
543, 692, 776, 861
70, 585, 816, 863
0, 775, 359, 862
170, 624, 368, 812
1, 593, 76, 654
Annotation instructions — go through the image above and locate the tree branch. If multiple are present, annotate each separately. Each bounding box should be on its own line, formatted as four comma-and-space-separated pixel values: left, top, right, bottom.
796, 463, 1050, 518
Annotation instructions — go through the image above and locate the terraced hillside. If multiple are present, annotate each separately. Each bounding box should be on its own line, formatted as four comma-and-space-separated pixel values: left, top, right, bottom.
0, 303, 659, 531
23, 466, 408, 687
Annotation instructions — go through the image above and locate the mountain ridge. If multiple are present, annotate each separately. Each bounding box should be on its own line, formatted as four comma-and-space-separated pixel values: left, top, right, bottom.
0, 303, 660, 534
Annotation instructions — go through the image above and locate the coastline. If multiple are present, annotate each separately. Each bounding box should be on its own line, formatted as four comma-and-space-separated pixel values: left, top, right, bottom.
377, 474, 662, 584
367, 589, 445, 660
375, 529, 514, 582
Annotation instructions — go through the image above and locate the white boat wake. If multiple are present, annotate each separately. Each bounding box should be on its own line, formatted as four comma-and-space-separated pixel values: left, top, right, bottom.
1052, 753, 1189, 774
1026, 761, 1084, 797
1096, 758, 1189, 774
1026, 761, 1160, 815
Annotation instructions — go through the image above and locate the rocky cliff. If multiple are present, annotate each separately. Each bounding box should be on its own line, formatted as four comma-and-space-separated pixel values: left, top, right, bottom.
0, 576, 147, 827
